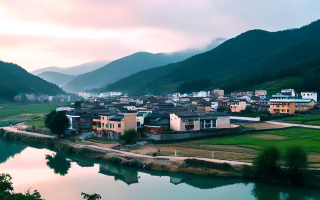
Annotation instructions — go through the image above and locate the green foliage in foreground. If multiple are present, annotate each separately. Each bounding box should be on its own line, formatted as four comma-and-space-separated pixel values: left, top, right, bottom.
1, 173, 102, 200
81, 192, 102, 200
120, 129, 138, 144
0, 173, 42, 199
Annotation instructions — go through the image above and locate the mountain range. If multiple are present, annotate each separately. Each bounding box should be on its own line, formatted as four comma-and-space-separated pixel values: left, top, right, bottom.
97, 19, 320, 96
61, 39, 226, 93
31, 60, 109, 76
0, 61, 65, 101
37, 71, 76, 86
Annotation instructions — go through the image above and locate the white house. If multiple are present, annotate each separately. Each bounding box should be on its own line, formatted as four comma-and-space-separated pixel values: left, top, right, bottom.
301, 92, 317, 103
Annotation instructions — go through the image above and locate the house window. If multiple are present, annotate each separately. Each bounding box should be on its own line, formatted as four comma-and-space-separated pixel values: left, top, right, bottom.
102, 123, 104, 127
106, 124, 108, 128
118, 124, 121, 128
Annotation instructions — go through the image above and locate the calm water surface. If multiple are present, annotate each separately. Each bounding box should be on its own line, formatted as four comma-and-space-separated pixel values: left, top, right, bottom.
0, 139, 319, 200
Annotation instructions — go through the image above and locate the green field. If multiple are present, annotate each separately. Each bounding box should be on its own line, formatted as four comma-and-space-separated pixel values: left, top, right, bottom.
27, 117, 46, 128
200, 128, 320, 153
281, 115, 320, 126
0, 103, 61, 127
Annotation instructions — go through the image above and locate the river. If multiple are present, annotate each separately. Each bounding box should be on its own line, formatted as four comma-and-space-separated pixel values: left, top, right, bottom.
0, 139, 319, 200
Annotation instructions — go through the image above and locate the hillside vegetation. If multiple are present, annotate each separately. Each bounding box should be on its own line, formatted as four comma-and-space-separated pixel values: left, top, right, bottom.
101, 19, 320, 95
0, 61, 65, 101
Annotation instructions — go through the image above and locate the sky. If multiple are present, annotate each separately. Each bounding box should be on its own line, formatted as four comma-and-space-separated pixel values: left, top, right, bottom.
0, 0, 319, 72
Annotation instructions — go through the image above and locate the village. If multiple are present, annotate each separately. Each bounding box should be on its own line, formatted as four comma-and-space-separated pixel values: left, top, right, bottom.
44, 88, 317, 142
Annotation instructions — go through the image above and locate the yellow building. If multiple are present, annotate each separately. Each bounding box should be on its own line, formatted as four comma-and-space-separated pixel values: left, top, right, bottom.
269, 99, 315, 114
98, 113, 137, 140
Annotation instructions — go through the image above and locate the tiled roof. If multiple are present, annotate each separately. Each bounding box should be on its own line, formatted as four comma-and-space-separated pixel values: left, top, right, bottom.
174, 111, 198, 117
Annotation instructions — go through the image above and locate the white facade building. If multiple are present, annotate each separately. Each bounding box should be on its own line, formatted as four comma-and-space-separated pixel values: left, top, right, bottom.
301, 92, 317, 103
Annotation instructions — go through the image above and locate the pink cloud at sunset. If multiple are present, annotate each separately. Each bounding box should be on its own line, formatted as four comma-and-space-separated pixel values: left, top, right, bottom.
0, 0, 319, 71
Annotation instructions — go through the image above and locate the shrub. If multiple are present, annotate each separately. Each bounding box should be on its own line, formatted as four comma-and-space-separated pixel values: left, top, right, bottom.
129, 160, 138, 166
284, 145, 308, 184
120, 129, 138, 144
185, 159, 233, 171
253, 146, 281, 181
111, 157, 121, 164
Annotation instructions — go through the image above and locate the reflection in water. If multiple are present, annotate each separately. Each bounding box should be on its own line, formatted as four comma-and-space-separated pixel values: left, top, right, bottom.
251, 182, 320, 200
0, 139, 320, 200
45, 153, 71, 176
99, 163, 139, 185
0, 140, 26, 164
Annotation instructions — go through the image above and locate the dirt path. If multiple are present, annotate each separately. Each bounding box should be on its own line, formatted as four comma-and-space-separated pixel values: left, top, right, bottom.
84, 144, 252, 166
266, 121, 320, 129
2, 127, 55, 138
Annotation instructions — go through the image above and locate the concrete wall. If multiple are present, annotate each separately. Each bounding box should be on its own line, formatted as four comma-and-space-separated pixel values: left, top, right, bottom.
216, 117, 230, 128
146, 128, 237, 141
124, 113, 137, 132
230, 116, 260, 122
170, 113, 182, 131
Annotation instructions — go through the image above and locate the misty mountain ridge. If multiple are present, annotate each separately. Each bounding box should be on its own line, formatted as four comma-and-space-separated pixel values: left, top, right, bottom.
98, 19, 320, 96
62, 38, 226, 93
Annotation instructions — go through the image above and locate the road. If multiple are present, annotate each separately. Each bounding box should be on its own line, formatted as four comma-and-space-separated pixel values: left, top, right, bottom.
266, 121, 320, 129
2, 127, 55, 138
85, 144, 252, 166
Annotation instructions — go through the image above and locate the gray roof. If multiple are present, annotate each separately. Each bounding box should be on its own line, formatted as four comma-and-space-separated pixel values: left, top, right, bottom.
175, 111, 198, 117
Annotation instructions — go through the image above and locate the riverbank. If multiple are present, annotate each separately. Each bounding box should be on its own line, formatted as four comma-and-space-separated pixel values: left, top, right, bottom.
0, 128, 250, 178
1, 127, 320, 189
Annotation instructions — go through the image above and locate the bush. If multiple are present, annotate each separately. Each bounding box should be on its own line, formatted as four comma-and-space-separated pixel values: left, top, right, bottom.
284, 145, 308, 184
129, 160, 138, 166
120, 129, 138, 144
253, 146, 281, 181
185, 159, 233, 171
111, 157, 121, 164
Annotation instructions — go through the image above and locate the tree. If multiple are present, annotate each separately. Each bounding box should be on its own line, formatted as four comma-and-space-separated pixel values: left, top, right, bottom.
45, 111, 70, 138
74, 101, 82, 108
217, 107, 227, 112
284, 145, 308, 184
0, 173, 42, 199
253, 146, 281, 181
120, 129, 138, 144
45, 153, 71, 176
81, 192, 101, 200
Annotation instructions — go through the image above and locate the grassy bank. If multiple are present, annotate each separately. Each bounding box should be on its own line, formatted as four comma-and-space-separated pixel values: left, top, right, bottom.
130, 127, 320, 167
280, 115, 320, 126
0, 103, 60, 127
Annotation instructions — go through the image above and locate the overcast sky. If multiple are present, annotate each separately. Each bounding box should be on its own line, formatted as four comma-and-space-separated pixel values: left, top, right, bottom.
0, 0, 319, 71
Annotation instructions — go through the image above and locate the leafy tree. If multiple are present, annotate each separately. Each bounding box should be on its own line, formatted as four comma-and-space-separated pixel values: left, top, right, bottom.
0, 173, 42, 199
253, 146, 281, 181
120, 129, 138, 144
284, 145, 308, 184
45, 153, 71, 176
217, 107, 227, 112
45, 111, 70, 138
0, 173, 13, 193
74, 101, 82, 108
81, 192, 101, 200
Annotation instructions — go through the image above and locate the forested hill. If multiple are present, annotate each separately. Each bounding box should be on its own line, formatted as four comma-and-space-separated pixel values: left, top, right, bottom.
38, 71, 75, 87
62, 51, 204, 93
0, 61, 65, 101
101, 19, 320, 95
